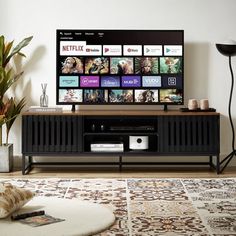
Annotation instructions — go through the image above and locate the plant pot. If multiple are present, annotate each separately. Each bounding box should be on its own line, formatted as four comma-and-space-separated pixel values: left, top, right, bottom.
0, 143, 13, 172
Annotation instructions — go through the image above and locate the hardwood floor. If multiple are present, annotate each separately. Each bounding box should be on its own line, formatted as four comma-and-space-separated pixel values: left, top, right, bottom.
0, 166, 236, 178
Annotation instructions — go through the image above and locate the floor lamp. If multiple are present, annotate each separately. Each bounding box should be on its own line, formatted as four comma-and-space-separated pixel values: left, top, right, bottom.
216, 43, 236, 173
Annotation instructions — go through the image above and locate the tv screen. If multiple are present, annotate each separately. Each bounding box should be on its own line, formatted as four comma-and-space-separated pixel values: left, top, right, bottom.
56, 30, 184, 106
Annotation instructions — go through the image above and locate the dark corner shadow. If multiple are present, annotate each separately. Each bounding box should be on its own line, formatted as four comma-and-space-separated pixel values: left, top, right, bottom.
184, 42, 210, 105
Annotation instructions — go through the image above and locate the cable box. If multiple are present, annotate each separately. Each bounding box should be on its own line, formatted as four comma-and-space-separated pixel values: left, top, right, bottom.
110, 125, 155, 131
90, 142, 124, 152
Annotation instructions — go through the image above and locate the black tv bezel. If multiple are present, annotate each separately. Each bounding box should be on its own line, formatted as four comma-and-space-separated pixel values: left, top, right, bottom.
56, 29, 184, 106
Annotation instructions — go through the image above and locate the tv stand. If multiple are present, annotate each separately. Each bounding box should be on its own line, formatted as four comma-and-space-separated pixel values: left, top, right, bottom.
22, 110, 220, 174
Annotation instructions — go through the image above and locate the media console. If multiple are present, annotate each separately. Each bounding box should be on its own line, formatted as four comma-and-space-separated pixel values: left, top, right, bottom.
22, 110, 220, 174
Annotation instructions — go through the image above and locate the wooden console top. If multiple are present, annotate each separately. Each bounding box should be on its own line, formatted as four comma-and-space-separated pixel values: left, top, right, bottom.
23, 110, 220, 116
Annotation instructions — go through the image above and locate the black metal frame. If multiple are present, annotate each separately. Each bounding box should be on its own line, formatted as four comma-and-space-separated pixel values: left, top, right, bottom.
219, 55, 236, 173
22, 154, 220, 175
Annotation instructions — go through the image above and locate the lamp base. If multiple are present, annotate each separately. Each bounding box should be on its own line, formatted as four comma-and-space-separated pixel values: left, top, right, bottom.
220, 150, 236, 173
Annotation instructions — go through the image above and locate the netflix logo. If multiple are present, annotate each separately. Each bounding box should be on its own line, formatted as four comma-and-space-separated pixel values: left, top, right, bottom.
60, 41, 86, 55
60, 41, 102, 56
63, 45, 83, 51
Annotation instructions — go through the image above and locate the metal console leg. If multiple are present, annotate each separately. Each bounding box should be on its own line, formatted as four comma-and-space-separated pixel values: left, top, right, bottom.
220, 150, 236, 173
209, 155, 213, 168
22, 155, 33, 175
216, 155, 220, 174
22, 155, 26, 175
119, 156, 122, 172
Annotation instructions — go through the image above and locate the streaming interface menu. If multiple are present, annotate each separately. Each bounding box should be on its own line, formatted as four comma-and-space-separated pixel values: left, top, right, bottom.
57, 30, 183, 104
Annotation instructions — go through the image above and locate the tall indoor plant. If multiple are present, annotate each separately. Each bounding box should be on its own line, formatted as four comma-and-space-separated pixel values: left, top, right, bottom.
0, 35, 33, 172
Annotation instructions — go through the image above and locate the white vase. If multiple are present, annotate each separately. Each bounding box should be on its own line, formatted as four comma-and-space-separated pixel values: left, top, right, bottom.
0, 144, 13, 172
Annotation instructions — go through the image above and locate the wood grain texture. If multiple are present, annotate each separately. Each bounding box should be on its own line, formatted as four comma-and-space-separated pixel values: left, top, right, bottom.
23, 110, 220, 116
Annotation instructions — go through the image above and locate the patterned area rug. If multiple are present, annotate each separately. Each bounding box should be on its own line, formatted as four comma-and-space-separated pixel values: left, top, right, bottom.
1, 178, 236, 235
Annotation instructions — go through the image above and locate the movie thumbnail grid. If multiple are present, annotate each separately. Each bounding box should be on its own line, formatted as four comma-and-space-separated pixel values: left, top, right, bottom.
58, 88, 183, 104
59, 56, 183, 75
58, 56, 183, 103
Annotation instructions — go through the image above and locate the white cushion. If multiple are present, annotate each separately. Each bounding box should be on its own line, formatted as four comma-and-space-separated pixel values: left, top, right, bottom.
0, 197, 115, 236
0, 183, 34, 218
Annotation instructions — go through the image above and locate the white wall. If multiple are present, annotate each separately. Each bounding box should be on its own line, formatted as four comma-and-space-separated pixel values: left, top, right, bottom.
1, 0, 236, 165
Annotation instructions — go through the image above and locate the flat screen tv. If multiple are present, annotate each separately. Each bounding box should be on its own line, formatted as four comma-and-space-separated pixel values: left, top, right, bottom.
56, 30, 184, 108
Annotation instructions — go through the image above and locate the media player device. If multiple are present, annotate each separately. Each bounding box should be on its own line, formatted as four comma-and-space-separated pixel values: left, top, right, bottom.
110, 126, 154, 131
129, 136, 149, 150
91, 142, 124, 152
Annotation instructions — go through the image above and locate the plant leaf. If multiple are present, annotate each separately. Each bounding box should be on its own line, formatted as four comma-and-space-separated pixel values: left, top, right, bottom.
4, 36, 33, 67
17, 52, 26, 57
0, 68, 10, 100
0, 114, 7, 127
5, 98, 26, 140
0, 68, 24, 101
0, 35, 32, 143
0, 35, 4, 67
3, 41, 13, 63
12, 71, 24, 83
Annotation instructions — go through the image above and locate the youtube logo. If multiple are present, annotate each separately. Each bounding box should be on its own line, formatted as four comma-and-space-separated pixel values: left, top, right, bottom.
84, 45, 102, 55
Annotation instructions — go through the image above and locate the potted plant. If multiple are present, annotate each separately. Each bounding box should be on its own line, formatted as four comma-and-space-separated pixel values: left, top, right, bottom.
0, 35, 33, 172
